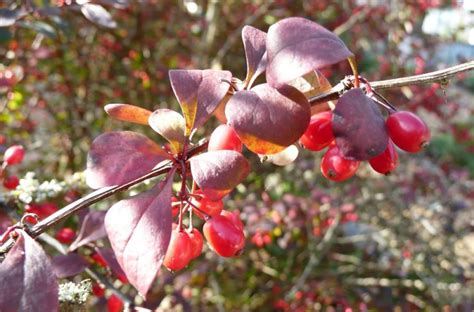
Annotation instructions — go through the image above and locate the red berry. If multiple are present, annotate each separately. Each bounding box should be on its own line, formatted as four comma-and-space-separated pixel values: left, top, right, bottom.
3, 145, 25, 165
203, 215, 245, 257
40, 202, 58, 218
107, 294, 123, 312
190, 191, 223, 219
220, 210, 244, 231
91, 252, 108, 267
320, 145, 360, 182
208, 124, 242, 152
3, 175, 19, 190
299, 111, 334, 151
25, 202, 57, 219
187, 228, 204, 259
386, 111, 430, 153
55, 227, 76, 244
25, 203, 41, 216
369, 140, 398, 174
92, 283, 105, 297
163, 228, 193, 271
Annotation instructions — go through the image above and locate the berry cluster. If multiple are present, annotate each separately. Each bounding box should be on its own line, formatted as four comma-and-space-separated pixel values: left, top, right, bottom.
1, 145, 25, 190
163, 125, 245, 271
300, 107, 430, 181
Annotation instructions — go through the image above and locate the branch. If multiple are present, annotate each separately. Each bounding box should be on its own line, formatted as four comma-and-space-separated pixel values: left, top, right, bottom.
309, 61, 474, 106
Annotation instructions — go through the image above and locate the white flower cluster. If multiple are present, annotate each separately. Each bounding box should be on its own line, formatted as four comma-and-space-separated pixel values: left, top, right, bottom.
58, 279, 91, 305
9, 171, 86, 204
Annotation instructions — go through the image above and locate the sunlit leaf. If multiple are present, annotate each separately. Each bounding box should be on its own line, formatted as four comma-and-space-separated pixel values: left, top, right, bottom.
148, 109, 186, 154
266, 17, 353, 88
105, 172, 174, 297
169, 69, 232, 135
0, 231, 58, 312
225, 84, 310, 155
242, 25, 267, 88
81, 3, 117, 28
104, 104, 152, 125
287, 70, 334, 115
332, 88, 388, 160
86, 131, 171, 189
212, 93, 232, 124
51, 254, 89, 278
261, 144, 299, 166
69, 211, 107, 251
190, 151, 250, 201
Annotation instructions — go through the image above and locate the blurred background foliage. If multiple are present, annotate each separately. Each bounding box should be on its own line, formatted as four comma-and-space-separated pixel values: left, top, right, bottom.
0, 0, 473, 311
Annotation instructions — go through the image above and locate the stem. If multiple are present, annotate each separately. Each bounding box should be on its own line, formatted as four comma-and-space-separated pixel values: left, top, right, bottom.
309, 61, 474, 106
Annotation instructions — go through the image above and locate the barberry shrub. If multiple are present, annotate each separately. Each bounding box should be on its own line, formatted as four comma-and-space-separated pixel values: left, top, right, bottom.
0, 16, 432, 311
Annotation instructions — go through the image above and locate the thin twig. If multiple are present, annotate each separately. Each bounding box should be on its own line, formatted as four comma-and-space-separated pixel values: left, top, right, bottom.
309, 61, 474, 106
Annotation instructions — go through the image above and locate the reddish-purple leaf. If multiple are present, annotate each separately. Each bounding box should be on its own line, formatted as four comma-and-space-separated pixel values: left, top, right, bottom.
332, 88, 388, 160
105, 171, 175, 297
86, 131, 171, 189
190, 151, 250, 201
169, 69, 232, 135
104, 104, 152, 125
81, 3, 117, 28
95, 248, 127, 281
0, 231, 58, 312
225, 83, 310, 155
266, 17, 353, 88
148, 108, 186, 154
69, 211, 107, 251
242, 25, 267, 87
52, 253, 89, 278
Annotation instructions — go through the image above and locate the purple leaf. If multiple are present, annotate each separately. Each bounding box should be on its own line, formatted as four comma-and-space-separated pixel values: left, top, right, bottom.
52, 253, 89, 278
86, 131, 171, 189
80, 3, 117, 28
148, 108, 186, 154
69, 211, 107, 251
169, 69, 232, 135
105, 171, 175, 297
225, 83, 310, 155
332, 88, 388, 160
266, 17, 353, 88
95, 248, 127, 281
190, 151, 250, 201
242, 25, 267, 87
0, 231, 58, 312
